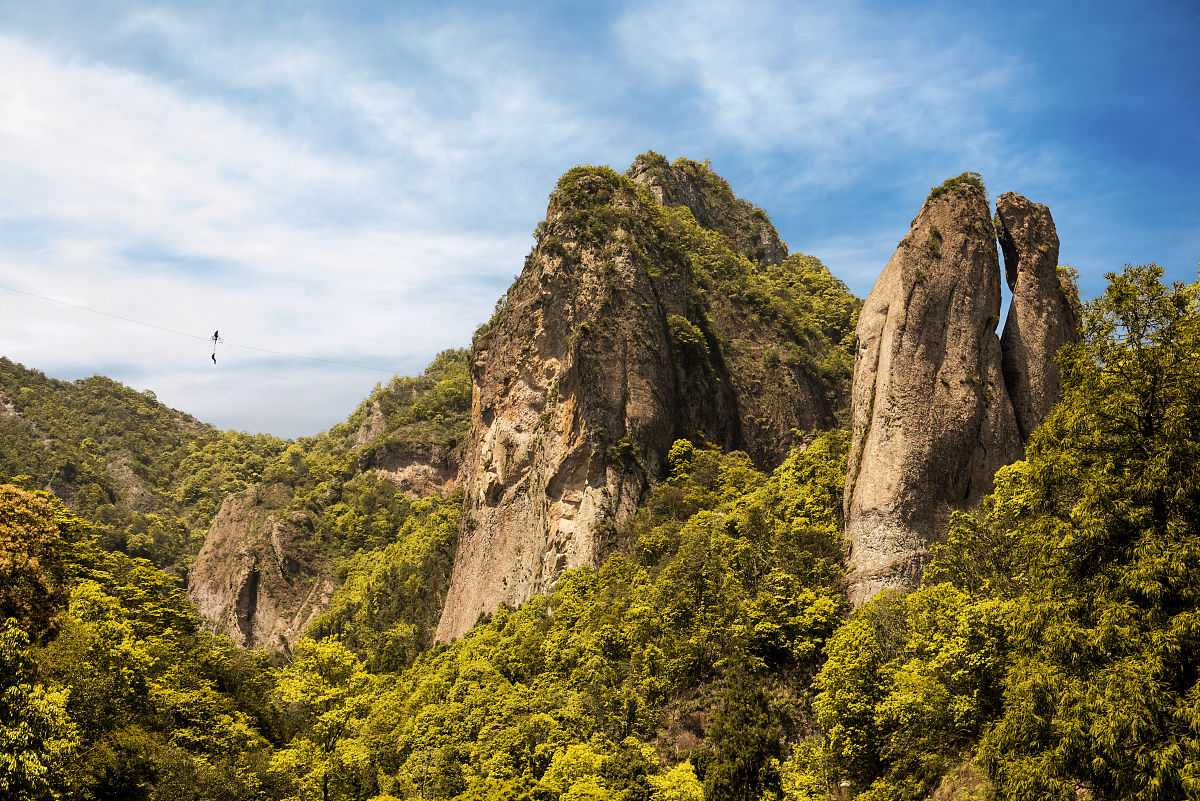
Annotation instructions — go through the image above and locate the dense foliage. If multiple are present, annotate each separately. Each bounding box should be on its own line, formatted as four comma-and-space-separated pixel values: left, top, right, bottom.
306, 492, 461, 672
0, 484, 285, 800
804, 264, 1200, 800
286, 432, 850, 800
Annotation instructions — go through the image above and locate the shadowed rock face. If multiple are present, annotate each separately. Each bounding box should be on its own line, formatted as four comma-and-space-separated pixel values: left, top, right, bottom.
436, 159, 854, 640
997, 192, 1079, 440
189, 485, 332, 649
436, 168, 743, 641
843, 179, 1023, 605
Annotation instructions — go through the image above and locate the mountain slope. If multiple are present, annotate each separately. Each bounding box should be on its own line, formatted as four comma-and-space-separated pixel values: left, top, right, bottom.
438, 155, 860, 640
0, 357, 286, 573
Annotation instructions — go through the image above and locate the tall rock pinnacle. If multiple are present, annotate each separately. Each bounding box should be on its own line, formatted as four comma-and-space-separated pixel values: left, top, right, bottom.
996, 192, 1079, 440
843, 175, 1023, 605
437, 156, 858, 640
436, 166, 756, 641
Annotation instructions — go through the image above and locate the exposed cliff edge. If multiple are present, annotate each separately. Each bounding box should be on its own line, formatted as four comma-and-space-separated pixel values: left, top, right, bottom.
843, 177, 1074, 605
437, 156, 859, 640
996, 192, 1080, 440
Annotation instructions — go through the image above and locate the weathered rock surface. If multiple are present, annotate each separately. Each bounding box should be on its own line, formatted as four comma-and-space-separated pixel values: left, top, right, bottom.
843, 177, 1023, 605
996, 192, 1079, 440
437, 159, 855, 639
104, 451, 156, 513
437, 168, 733, 640
627, 152, 788, 266
189, 484, 332, 649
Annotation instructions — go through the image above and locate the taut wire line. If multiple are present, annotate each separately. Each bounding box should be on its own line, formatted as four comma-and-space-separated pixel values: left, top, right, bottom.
0, 282, 400, 374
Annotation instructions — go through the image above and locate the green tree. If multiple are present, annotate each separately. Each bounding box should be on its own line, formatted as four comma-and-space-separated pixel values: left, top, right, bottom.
0, 486, 70, 640
0, 619, 77, 801
704, 663, 782, 801
648, 761, 703, 801
974, 265, 1200, 799
273, 638, 372, 801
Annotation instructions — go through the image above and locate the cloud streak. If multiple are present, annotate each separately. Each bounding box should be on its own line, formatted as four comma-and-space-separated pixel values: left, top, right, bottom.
0, 0, 1195, 436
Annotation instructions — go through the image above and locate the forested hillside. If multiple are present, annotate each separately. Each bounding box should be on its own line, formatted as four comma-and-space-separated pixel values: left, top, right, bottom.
185, 348, 470, 650
2, 170, 1197, 801
218, 265, 1197, 800
0, 359, 287, 573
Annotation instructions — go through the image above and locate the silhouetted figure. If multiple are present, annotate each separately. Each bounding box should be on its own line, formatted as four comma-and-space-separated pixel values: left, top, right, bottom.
211, 330, 219, 365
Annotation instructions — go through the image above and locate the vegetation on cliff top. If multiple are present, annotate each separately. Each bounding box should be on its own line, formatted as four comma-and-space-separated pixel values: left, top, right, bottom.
518, 162, 860, 461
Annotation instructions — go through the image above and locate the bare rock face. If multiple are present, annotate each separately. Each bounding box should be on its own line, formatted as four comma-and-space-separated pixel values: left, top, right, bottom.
436, 159, 854, 640
996, 192, 1079, 440
843, 177, 1023, 605
189, 484, 333, 649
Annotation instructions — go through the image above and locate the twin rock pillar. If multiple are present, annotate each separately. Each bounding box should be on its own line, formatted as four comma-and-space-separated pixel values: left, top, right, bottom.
843, 183, 1077, 605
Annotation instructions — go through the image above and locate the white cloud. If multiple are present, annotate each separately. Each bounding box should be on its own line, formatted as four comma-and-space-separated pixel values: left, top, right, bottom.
0, 16, 607, 436
615, 0, 1039, 189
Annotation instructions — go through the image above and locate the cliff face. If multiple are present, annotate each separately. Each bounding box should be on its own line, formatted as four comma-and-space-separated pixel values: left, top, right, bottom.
436, 167, 734, 640
996, 192, 1079, 440
843, 178, 1074, 605
437, 157, 858, 640
188, 484, 332, 649
843, 177, 1023, 605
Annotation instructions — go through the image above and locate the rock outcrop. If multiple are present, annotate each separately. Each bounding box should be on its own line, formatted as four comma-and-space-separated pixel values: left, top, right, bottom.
627, 152, 789, 265
436, 168, 734, 640
187, 350, 470, 651
843, 176, 1023, 605
189, 484, 333, 649
437, 157, 858, 640
996, 192, 1079, 440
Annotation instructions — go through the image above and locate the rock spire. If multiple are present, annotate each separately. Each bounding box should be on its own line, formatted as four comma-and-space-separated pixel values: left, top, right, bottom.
996, 192, 1079, 440
844, 176, 1034, 605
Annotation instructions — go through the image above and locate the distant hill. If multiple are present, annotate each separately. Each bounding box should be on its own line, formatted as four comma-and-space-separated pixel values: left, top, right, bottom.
0, 357, 287, 573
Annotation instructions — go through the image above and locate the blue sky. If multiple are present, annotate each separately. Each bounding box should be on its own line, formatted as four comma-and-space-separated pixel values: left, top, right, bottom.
0, 0, 1196, 437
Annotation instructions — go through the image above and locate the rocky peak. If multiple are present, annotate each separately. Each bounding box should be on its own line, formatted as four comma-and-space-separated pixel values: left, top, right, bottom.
627, 151, 789, 266
436, 159, 857, 640
996, 192, 1079, 440
436, 166, 738, 640
843, 174, 1023, 605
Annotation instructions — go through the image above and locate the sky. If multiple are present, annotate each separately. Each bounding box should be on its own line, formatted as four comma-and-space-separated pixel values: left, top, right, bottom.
1, 0, 1197, 438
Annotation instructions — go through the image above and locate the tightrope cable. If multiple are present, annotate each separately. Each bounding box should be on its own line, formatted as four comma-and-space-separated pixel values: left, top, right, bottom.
0, 282, 400, 375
